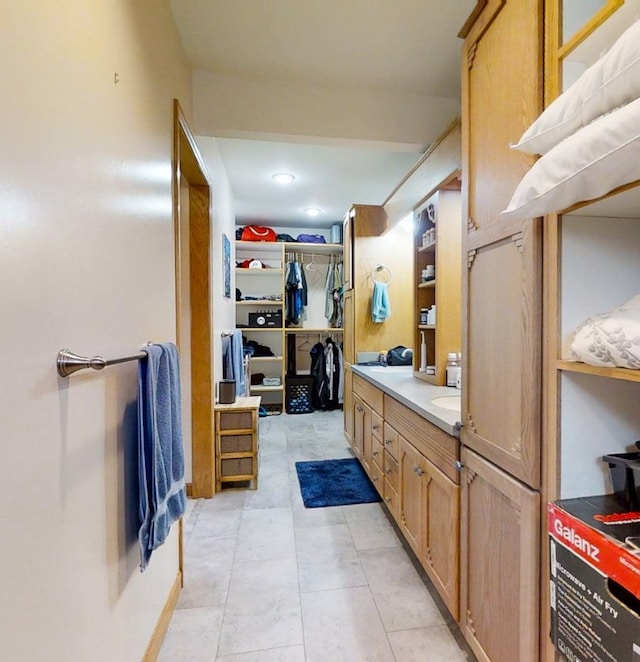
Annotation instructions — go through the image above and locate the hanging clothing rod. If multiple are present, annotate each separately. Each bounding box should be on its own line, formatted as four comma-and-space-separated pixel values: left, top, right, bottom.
57, 345, 150, 377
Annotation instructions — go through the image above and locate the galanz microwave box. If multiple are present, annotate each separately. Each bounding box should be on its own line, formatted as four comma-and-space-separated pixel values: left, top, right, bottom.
549, 497, 640, 662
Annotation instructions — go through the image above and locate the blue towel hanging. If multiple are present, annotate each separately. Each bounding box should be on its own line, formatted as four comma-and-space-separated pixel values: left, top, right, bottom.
137, 342, 186, 571
371, 282, 391, 323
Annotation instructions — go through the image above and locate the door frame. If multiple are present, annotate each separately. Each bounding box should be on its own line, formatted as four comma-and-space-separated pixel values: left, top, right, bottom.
172, 99, 215, 498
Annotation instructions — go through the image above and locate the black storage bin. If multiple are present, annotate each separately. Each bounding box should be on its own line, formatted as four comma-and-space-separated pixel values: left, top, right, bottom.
285, 376, 314, 414
602, 444, 640, 509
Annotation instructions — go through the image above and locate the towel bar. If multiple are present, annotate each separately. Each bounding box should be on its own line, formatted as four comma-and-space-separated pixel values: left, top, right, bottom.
57, 347, 148, 377
371, 263, 393, 284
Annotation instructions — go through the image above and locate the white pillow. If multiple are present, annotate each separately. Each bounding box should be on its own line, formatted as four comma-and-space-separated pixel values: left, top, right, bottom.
570, 295, 640, 369
501, 97, 640, 220
511, 18, 640, 155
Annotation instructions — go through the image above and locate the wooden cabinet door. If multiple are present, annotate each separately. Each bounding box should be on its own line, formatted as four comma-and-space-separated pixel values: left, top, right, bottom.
361, 402, 372, 474
461, 0, 543, 489
424, 460, 460, 621
460, 447, 539, 662
353, 394, 365, 459
343, 367, 353, 446
398, 436, 425, 558
343, 209, 353, 291
342, 289, 354, 365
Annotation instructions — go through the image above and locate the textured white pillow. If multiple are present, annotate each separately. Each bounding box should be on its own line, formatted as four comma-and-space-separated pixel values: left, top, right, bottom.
501, 97, 640, 220
511, 18, 640, 155
570, 295, 640, 369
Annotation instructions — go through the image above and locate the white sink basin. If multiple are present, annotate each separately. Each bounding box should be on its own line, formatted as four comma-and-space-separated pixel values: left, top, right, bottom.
367, 366, 411, 374
430, 395, 461, 411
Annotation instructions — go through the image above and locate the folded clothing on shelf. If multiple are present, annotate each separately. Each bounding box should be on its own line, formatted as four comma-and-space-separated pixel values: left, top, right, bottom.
262, 376, 281, 386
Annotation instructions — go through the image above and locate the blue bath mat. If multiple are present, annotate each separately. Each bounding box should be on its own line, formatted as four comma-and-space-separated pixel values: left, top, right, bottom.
295, 458, 382, 508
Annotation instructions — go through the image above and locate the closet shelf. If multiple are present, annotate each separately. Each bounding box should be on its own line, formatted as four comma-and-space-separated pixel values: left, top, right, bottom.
417, 242, 436, 253
235, 240, 343, 255
235, 268, 283, 276
249, 356, 283, 362
418, 324, 436, 330
284, 327, 343, 334
239, 327, 283, 332
284, 241, 343, 255
556, 359, 640, 383
249, 385, 284, 393
236, 300, 283, 306
418, 280, 436, 289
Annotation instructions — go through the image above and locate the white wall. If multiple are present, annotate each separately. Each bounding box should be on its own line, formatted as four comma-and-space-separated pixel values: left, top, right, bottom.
195, 137, 238, 392
193, 70, 460, 146
0, 2, 192, 660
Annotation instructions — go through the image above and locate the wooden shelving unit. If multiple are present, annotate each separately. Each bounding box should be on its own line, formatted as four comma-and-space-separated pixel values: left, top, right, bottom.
214, 396, 261, 492
236, 238, 344, 409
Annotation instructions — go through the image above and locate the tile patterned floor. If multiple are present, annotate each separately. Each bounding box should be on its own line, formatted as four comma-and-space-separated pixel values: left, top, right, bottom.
159, 409, 475, 661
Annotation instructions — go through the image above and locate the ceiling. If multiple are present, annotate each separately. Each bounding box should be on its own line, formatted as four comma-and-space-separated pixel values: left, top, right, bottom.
170, 1, 476, 228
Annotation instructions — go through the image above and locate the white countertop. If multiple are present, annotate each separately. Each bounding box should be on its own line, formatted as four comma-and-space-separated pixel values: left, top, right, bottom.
350, 365, 462, 437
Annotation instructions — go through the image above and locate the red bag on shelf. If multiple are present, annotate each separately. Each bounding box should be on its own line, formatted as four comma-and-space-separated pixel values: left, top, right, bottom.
241, 225, 277, 242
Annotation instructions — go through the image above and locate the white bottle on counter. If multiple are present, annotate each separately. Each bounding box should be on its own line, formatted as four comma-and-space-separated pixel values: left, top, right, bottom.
445, 352, 460, 388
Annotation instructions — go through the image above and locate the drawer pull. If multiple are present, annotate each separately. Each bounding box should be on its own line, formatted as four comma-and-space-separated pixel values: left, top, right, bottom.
356, 405, 363, 412
416, 467, 425, 476
372, 475, 378, 482
385, 497, 392, 503
386, 468, 392, 474
372, 424, 380, 431
372, 450, 379, 457
385, 439, 392, 445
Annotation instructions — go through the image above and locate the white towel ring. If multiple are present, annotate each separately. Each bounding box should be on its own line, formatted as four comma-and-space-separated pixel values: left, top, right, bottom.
371, 263, 393, 284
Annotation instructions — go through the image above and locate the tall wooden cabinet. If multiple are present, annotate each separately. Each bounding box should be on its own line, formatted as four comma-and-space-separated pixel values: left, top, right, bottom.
460, 2, 543, 661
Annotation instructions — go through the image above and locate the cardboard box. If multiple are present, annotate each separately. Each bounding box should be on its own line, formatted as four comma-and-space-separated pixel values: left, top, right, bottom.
549, 497, 640, 661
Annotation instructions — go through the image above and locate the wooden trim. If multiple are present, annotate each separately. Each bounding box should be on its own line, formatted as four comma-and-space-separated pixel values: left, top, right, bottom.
382, 118, 461, 206
544, 0, 562, 106
461, 0, 506, 49
143, 571, 182, 662
457, 0, 488, 38
557, 0, 623, 60
540, 208, 560, 662
172, 100, 215, 498
556, 359, 640, 383
561, 178, 640, 215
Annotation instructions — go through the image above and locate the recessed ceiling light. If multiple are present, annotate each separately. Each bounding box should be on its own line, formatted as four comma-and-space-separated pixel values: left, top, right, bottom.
304, 208, 321, 217
272, 172, 295, 184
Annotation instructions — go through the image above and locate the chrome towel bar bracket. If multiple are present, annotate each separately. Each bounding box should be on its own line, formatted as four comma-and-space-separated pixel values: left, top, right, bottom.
57, 347, 148, 377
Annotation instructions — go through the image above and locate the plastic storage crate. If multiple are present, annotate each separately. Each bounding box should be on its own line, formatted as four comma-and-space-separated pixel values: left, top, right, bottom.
602, 442, 640, 509
285, 376, 314, 414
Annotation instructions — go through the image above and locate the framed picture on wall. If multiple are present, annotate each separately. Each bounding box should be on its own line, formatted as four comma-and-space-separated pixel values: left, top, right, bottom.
223, 233, 231, 298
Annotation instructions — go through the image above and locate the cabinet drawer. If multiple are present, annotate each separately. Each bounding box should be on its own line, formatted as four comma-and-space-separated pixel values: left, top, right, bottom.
384, 451, 399, 491
371, 411, 383, 442
368, 460, 384, 496
383, 480, 399, 521
353, 374, 384, 412
218, 434, 253, 454
383, 423, 399, 460
371, 437, 384, 471
218, 411, 254, 431
384, 394, 459, 483
220, 457, 255, 479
